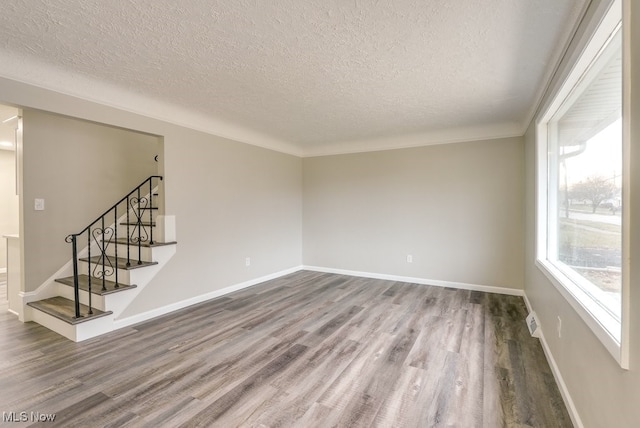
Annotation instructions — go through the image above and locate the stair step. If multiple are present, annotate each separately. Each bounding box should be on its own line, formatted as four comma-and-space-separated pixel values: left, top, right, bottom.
120, 222, 156, 227
28, 297, 112, 325
55, 275, 137, 295
79, 256, 158, 270
112, 238, 177, 248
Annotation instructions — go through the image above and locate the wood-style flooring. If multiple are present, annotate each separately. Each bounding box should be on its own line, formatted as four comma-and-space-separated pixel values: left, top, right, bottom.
0, 271, 572, 427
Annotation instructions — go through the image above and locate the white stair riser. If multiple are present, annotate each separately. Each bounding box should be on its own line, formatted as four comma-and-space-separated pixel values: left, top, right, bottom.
119, 207, 155, 222
57, 284, 107, 311
104, 244, 153, 261
56, 282, 138, 313
112, 224, 156, 240
78, 262, 132, 284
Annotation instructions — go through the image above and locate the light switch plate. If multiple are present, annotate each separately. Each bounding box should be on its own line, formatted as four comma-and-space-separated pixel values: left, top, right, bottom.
34, 198, 45, 211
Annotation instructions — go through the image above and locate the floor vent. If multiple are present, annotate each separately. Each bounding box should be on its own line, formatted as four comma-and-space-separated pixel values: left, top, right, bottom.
526, 311, 541, 338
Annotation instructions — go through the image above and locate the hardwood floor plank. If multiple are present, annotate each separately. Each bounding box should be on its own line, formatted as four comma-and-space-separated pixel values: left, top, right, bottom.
180, 344, 308, 427
299, 305, 364, 348
248, 339, 362, 426
27, 392, 109, 427
407, 316, 457, 369
187, 328, 308, 403
142, 397, 208, 427
483, 310, 507, 428
316, 330, 393, 413
295, 402, 334, 427
101, 411, 141, 428
446, 303, 485, 427
423, 351, 461, 427
185, 334, 285, 401
372, 365, 431, 427
2, 377, 84, 413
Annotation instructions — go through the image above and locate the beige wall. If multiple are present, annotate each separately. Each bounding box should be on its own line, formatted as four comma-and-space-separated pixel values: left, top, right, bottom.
0, 149, 19, 270
303, 137, 524, 290
523, 0, 640, 426
22, 109, 159, 291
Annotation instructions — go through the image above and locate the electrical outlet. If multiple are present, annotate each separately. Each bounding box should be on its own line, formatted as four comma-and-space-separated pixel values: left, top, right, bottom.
34, 198, 45, 211
245, 257, 251, 267
407, 255, 413, 263
557, 316, 562, 338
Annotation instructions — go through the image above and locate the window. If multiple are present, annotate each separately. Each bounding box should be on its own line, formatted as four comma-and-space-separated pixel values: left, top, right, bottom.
537, 0, 626, 366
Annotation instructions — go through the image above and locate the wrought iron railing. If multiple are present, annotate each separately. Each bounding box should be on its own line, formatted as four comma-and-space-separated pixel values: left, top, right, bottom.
65, 175, 163, 318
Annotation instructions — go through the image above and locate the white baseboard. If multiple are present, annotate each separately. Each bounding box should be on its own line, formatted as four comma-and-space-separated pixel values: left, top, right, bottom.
302, 265, 524, 296
523, 294, 583, 428
113, 265, 304, 330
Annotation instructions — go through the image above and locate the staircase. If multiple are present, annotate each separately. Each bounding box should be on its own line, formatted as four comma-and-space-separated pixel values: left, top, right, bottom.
25, 176, 177, 341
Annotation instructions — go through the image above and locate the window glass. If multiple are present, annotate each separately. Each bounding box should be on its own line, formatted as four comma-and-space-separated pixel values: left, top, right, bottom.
547, 28, 622, 322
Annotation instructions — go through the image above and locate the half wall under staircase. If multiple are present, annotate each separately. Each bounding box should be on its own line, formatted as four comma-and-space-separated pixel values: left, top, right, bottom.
23, 175, 177, 341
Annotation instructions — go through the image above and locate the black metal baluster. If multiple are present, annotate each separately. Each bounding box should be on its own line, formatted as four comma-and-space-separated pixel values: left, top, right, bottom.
126, 196, 131, 267
87, 228, 92, 315
137, 187, 142, 264
101, 217, 107, 292
149, 178, 154, 245
71, 235, 80, 318
114, 206, 119, 288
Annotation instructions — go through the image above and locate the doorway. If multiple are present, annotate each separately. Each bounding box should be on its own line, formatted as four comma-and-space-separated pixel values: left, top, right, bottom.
0, 104, 20, 313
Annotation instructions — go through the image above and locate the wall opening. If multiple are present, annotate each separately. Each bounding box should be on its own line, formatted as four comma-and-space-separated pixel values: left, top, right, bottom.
0, 104, 20, 313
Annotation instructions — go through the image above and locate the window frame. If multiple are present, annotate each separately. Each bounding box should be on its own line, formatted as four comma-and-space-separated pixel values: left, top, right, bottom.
535, 0, 629, 368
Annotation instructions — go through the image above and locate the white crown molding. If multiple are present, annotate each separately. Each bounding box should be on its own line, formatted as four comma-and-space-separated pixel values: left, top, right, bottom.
0, 49, 302, 157
301, 122, 524, 158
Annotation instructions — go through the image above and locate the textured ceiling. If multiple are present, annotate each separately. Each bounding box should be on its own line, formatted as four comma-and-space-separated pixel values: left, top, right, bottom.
0, 0, 586, 155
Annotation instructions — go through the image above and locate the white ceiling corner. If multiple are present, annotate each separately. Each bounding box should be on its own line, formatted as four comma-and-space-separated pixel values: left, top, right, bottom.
0, 0, 587, 157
